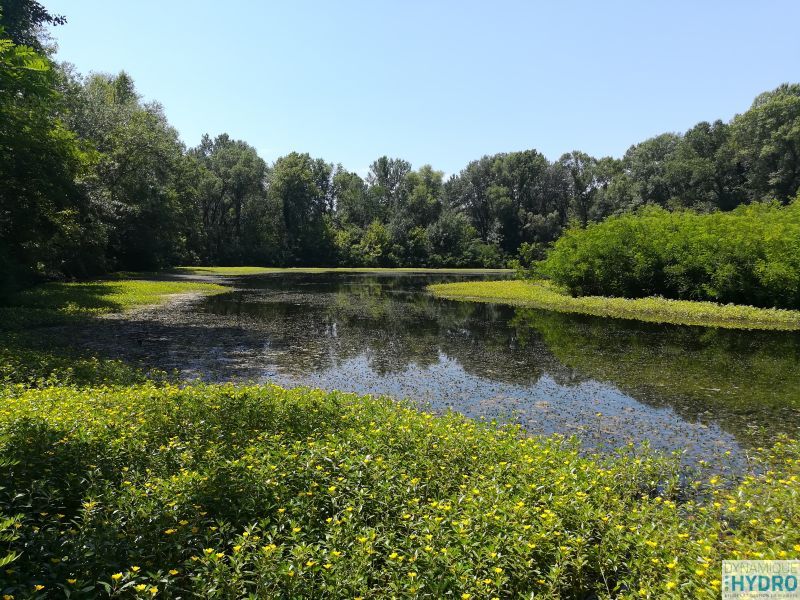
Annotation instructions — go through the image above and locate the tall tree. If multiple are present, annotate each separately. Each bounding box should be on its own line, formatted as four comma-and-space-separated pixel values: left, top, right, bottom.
188, 134, 268, 263
732, 84, 800, 202
62, 71, 190, 270
0, 0, 65, 51
0, 28, 99, 289
269, 152, 334, 264
367, 156, 412, 214
557, 151, 599, 226
623, 132, 682, 207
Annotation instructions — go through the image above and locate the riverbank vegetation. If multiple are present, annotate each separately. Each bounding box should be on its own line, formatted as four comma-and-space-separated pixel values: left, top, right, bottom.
175, 266, 512, 276
540, 201, 800, 309
1, 383, 798, 599
428, 279, 800, 330
3, 4, 800, 597
1, 278, 226, 331
0, 277, 225, 388
3, 3, 800, 290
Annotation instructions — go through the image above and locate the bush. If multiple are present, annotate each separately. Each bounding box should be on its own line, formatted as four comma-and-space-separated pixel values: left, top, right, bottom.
1, 383, 798, 598
540, 199, 800, 308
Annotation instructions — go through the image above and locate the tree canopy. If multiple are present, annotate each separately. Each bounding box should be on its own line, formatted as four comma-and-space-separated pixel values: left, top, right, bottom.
2, 3, 800, 287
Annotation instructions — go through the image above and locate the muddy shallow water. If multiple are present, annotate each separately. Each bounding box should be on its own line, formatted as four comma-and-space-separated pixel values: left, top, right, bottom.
77, 272, 800, 471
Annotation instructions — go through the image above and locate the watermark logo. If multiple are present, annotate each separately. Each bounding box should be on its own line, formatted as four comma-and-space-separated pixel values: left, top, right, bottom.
723, 561, 800, 599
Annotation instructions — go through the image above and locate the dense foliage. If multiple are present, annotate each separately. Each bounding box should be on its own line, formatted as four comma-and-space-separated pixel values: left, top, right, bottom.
3, 3, 800, 289
0, 383, 797, 599
539, 200, 800, 308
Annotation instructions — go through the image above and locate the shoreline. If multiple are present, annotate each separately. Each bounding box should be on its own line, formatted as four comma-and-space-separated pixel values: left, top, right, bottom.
428, 279, 800, 331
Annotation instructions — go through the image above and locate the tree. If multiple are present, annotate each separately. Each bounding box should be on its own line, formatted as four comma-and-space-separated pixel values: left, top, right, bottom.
428, 210, 478, 267
333, 168, 375, 228
403, 165, 443, 227
623, 133, 682, 207
269, 152, 334, 264
0, 0, 65, 52
0, 30, 100, 289
732, 84, 800, 202
355, 220, 390, 266
557, 151, 599, 226
188, 134, 269, 263
62, 71, 191, 270
367, 156, 411, 214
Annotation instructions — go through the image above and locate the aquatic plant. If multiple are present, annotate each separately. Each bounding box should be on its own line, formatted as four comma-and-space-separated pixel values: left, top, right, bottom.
428, 279, 800, 330
174, 266, 511, 276
0, 383, 797, 598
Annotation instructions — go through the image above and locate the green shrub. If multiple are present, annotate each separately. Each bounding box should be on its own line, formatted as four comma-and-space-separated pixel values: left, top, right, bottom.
540, 199, 800, 308
0, 384, 798, 598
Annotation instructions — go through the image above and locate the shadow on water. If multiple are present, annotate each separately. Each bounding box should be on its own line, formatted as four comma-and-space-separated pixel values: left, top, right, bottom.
66, 272, 799, 471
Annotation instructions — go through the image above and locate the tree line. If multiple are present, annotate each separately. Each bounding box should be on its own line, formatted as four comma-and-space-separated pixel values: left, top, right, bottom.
2, 1, 800, 291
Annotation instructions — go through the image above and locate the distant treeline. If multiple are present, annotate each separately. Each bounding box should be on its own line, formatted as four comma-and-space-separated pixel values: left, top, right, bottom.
3, 1, 800, 290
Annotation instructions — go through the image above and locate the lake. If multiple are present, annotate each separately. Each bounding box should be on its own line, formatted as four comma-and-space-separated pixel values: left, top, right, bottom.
80, 271, 800, 471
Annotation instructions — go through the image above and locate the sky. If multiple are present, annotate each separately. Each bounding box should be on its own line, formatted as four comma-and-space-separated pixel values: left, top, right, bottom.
46, 0, 800, 176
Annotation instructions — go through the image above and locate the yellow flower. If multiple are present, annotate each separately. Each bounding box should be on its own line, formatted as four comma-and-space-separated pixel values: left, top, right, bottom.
169, 569, 179, 575
67, 579, 77, 584
34, 586, 45, 592
135, 584, 147, 592
665, 581, 676, 590
149, 587, 158, 596
131, 566, 141, 572
112, 573, 123, 581
462, 595, 472, 600
494, 567, 503, 574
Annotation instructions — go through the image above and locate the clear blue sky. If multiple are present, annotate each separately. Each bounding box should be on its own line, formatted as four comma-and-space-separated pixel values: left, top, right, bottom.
47, 0, 800, 175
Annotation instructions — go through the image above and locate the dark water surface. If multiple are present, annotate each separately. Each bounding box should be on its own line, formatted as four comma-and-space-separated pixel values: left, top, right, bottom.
89, 272, 800, 471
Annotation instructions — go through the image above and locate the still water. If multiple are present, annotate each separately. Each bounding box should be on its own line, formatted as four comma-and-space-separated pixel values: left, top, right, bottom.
95, 272, 800, 470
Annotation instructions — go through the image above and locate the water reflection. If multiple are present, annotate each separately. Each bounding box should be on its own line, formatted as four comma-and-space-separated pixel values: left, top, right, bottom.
81, 272, 800, 470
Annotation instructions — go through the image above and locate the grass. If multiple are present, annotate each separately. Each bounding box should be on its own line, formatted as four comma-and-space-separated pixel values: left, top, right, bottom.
0, 278, 228, 331
428, 279, 800, 330
0, 277, 227, 387
175, 266, 513, 276
0, 383, 797, 599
